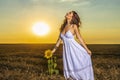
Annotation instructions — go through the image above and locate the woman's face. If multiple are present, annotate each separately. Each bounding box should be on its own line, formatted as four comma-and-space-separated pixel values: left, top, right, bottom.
65, 11, 73, 20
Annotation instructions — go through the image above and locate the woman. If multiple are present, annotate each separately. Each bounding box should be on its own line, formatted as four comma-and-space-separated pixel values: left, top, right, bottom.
51, 11, 94, 80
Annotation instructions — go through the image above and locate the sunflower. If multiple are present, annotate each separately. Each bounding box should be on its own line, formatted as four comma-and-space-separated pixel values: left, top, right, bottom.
44, 49, 53, 59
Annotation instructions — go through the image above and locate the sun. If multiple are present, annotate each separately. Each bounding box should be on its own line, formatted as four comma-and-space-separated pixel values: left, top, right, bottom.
32, 22, 50, 36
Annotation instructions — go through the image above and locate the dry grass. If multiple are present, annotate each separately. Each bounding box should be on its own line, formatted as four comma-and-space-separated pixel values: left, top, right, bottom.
0, 44, 119, 80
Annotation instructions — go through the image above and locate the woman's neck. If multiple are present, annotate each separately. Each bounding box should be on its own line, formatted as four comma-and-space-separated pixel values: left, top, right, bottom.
67, 19, 71, 25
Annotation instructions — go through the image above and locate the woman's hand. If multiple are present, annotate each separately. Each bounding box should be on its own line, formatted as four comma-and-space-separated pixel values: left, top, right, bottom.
51, 49, 55, 54
87, 49, 92, 56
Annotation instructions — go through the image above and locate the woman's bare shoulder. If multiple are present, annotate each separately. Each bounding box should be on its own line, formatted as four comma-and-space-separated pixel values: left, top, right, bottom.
72, 24, 77, 28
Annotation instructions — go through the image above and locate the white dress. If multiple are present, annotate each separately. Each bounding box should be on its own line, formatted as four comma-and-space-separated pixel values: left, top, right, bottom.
60, 28, 94, 80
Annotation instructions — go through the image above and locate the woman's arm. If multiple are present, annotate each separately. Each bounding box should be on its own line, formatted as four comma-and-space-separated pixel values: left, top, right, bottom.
51, 34, 62, 54
74, 24, 92, 55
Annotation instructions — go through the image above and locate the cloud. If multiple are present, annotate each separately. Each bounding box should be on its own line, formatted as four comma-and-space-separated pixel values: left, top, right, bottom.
30, 0, 92, 7
58, 0, 92, 6
73, 1, 91, 6
60, 0, 78, 2
31, 0, 39, 2
31, 0, 79, 3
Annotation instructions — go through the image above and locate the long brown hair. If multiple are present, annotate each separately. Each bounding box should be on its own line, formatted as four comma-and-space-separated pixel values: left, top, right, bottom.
59, 11, 82, 32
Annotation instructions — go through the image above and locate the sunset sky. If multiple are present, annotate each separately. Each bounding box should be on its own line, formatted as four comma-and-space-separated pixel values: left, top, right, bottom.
0, 0, 120, 44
